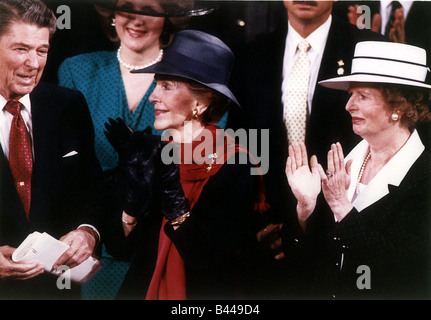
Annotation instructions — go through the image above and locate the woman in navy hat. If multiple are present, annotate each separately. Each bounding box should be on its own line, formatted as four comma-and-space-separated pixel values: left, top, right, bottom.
284, 41, 431, 298
104, 30, 270, 300
57, 0, 211, 300
58, 0, 195, 171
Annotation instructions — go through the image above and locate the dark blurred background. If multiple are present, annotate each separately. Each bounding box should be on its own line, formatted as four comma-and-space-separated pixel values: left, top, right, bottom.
41, 0, 356, 84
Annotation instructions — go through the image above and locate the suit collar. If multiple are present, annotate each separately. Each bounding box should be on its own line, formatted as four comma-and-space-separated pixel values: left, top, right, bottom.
347, 130, 424, 212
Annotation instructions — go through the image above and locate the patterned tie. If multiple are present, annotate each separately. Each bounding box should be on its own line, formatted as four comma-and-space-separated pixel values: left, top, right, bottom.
284, 39, 311, 145
5, 100, 33, 218
384, 1, 402, 37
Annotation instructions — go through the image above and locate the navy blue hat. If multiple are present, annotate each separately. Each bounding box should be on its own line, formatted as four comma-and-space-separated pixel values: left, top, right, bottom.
132, 30, 240, 107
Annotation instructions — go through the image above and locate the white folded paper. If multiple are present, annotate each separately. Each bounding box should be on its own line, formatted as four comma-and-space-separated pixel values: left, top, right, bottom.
12, 231, 102, 284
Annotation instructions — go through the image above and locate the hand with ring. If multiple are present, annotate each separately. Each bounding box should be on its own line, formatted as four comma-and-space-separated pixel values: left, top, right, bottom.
318, 142, 354, 221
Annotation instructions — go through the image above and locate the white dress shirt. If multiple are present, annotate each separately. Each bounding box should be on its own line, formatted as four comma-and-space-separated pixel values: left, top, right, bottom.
281, 15, 332, 119
380, 0, 413, 35
345, 129, 424, 212
0, 94, 33, 160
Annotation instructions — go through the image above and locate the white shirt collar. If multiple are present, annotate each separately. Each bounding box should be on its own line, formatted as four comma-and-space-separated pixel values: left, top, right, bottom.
0, 94, 33, 159
282, 15, 331, 113
345, 129, 424, 211
0, 94, 32, 114
286, 14, 332, 57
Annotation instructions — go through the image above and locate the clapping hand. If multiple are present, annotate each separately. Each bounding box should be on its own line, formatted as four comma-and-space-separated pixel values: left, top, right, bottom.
318, 143, 353, 221
105, 118, 162, 218
285, 143, 322, 230
389, 7, 405, 43
158, 159, 190, 222
347, 5, 382, 33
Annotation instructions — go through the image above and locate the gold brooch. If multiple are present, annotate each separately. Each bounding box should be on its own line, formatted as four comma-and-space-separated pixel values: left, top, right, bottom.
206, 152, 218, 172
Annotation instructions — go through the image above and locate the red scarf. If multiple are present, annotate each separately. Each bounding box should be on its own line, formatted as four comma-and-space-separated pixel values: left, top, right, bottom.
145, 125, 269, 300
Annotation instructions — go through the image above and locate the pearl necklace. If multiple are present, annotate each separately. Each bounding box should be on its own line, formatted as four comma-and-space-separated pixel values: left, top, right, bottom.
117, 46, 163, 71
355, 151, 371, 195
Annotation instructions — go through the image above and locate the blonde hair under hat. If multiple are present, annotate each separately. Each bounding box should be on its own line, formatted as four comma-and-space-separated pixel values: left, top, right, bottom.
319, 41, 431, 91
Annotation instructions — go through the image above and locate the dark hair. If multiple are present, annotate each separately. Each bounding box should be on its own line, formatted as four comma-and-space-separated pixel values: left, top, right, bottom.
95, 0, 191, 48
0, 0, 57, 39
380, 84, 431, 129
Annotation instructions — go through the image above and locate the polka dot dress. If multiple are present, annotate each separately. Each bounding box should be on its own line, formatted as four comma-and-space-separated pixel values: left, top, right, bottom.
58, 51, 161, 171
58, 50, 161, 299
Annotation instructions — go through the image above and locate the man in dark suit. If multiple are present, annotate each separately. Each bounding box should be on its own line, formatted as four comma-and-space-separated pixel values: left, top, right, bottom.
226, 0, 384, 297
0, 0, 104, 299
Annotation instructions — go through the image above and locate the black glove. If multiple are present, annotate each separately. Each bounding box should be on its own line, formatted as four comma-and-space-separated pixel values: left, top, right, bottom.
158, 156, 190, 221
104, 118, 162, 217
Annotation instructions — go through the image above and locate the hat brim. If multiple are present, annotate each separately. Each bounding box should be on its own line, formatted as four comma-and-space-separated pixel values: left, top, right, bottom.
93, 0, 217, 17
133, 61, 240, 108
319, 74, 431, 91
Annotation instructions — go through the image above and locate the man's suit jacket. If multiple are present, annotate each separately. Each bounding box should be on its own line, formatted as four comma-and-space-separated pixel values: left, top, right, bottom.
227, 15, 384, 218
0, 82, 105, 298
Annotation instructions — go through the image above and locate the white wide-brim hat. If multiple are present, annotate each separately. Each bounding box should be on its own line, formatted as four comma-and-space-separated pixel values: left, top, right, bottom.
319, 41, 431, 90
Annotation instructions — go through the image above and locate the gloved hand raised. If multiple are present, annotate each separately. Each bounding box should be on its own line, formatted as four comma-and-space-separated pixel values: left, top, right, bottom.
104, 117, 162, 218
158, 157, 190, 222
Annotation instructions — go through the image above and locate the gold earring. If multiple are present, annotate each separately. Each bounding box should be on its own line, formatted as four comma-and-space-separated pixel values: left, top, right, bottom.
192, 109, 198, 120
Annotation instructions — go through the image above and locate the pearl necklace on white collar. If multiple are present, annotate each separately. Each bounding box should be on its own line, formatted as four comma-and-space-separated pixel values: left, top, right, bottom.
355, 151, 371, 195
117, 46, 163, 71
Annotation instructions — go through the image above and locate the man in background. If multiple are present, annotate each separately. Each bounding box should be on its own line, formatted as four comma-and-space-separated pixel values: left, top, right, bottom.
227, 0, 384, 297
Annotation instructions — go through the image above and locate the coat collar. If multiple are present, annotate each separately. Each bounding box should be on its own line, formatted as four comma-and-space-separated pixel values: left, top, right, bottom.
346, 129, 424, 211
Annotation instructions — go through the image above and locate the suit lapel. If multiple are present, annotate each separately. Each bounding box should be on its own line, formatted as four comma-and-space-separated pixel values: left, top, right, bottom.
314, 17, 352, 107
0, 84, 56, 224
29, 83, 61, 221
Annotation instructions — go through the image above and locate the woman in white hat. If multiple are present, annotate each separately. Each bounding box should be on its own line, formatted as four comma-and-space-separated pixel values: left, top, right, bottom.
285, 41, 431, 298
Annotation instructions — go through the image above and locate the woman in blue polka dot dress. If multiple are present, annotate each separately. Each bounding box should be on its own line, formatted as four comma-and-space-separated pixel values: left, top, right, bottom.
58, 0, 192, 171
57, 0, 192, 299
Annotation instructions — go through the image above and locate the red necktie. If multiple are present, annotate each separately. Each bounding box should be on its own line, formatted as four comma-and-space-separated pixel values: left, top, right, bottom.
5, 100, 33, 218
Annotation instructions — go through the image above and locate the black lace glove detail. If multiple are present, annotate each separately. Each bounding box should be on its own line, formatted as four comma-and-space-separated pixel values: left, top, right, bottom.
104, 118, 161, 217
158, 155, 190, 221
